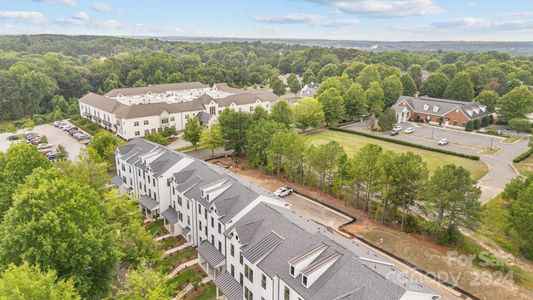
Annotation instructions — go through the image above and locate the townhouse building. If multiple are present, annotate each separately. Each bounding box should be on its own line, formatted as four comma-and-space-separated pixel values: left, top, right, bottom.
113, 138, 441, 300
79, 82, 279, 140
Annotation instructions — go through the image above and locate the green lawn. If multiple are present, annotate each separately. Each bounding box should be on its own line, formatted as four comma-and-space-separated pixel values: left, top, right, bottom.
145, 219, 165, 236
166, 266, 204, 290
514, 155, 533, 176
159, 247, 197, 274
158, 236, 186, 251
504, 136, 522, 144
185, 283, 216, 300
307, 130, 488, 180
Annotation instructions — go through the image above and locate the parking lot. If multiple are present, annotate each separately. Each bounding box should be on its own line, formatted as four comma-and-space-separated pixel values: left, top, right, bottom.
0, 122, 88, 161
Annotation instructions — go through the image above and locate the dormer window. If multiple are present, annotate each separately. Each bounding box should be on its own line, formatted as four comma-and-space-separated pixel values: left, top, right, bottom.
302, 275, 308, 287
423, 104, 430, 111
290, 265, 295, 276
433, 106, 440, 112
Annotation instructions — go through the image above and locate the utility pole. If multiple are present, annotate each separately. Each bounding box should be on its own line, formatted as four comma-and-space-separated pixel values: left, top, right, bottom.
490, 137, 494, 149
431, 126, 435, 140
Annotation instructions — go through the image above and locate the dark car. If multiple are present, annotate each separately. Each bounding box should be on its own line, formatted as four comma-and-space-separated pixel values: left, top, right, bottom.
390, 130, 399, 136
24, 133, 38, 140
7, 135, 19, 141
69, 129, 81, 136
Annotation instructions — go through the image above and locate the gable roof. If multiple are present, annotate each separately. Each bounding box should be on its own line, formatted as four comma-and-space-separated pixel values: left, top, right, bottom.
105, 82, 209, 97
394, 95, 490, 120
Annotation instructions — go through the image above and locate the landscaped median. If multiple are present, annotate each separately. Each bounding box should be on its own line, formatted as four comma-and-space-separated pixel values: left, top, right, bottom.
330, 127, 481, 160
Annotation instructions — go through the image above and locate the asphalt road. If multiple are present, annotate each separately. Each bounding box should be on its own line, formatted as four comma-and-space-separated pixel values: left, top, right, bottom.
343, 121, 529, 203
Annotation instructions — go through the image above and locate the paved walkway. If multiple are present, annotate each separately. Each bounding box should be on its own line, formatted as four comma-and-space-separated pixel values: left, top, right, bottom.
154, 233, 172, 242
164, 242, 190, 256
172, 276, 212, 300
168, 258, 199, 278
343, 121, 530, 203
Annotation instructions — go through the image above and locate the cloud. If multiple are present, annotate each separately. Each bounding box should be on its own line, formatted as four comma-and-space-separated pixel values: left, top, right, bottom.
33, 0, 76, 7
257, 27, 284, 36
95, 19, 121, 29
251, 13, 359, 27
432, 17, 490, 29
91, 2, 115, 12
72, 11, 90, 21
0, 11, 46, 24
305, 0, 444, 17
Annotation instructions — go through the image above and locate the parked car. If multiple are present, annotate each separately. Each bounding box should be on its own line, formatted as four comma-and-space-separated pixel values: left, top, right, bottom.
30, 138, 42, 145
7, 135, 19, 141
390, 130, 400, 136
46, 151, 58, 160
76, 134, 90, 141
393, 125, 402, 131
438, 138, 449, 146
68, 129, 80, 136
404, 127, 414, 134
59, 123, 70, 130
37, 143, 53, 150
273, 187, 293, 197
24, 133, 38, 140
53, 121, 65, 127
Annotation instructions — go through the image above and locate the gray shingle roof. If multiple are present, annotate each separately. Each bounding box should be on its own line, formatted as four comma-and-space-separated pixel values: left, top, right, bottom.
243, 231, 284, 264
214, 271, 242, 300
111, 175, 123, 188
197, 240, 225, 267
394, 95, 490, 120
139, 195, 158, 211
105, 82, 209, 97
161, 208, 178, 225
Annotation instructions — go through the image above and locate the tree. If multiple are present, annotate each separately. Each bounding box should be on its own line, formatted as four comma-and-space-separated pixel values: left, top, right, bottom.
444, 71, 474, 101
270, 100, 293, 128
407, 64, 423, 87
144, 132, 169, 146
381, 75, 403, 107
465, 121, 474, 132
22, 120, 35, 133
0, 168, 118, 298
246, 119, 285, 167
287, 74, 301, 94
270, 77, 286, 96
510, 183, 533, 259
218, 109, 251, 156
420, 72, 450, 98
425, 164, 481, 243
316, 77, 344, 97
499, 86, 533, 122
292, 98, 324, 132
183, 116, 202, 149
20, 71, 58, 115
56, 144, 69, 160
200, 124, 224, 157
266, 129, 290, 177
343, 83, 367, 120
302, 69, 316, 84
112, 264, 173, 300
424, 59, 442, 72
474, 90, 499, 112
251, 105, 269, 122
309, 141, 346, 191
356, 144, 382, 213
508, 118, 531, 133
377, 108, 397, 131
89, 130, 125, 168
438, 64, 457, 80
365, 81, 384, 116
356, 65, 381, 89
0, 143, 51, 218
317, 87, 345, 125
400, 74, 417, 96
0, 263, 80, 300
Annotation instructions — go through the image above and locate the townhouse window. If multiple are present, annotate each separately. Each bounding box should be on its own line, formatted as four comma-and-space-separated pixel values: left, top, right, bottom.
172, 187, 175, 195
134, 121, 139, 126
249, 106, 254, 112
244, 287, 253, 300
129, 165, 132, 172
144, 120, 149, 125
261, 274, 266, 289
211, 217, 214, 228
151, 128, 156, 133
218, 241, 222, 251
185, 115, 189, 119
144, 129, 149, 135
177, 196, 182, 206
187, 200, 190, 209
170, 117, 175, 121
284, 286, 290, 300
199, 221, 202, 229
138, 169, 141, 176
187, 216, 190, 226
205, 226, 207, 236
240, 253, 243, 265
238, 108, 242, 112
218, 223, 221, 234
210, 106, 216, 115
230, 244, 234, 257
135, 131, 140, 136
178, 212, 183, 222
153, 192, 157, 200
244, 264, 253, 283
302, 275, 308, 286
198, 204, 201, 213
121, 164, 125, 171
290, 265, 295, 276
161, 118, 169, 124
152, 178, 155, 186
231, 264, 235, 277
204, 209, 207, 219
210, 235, 214, 244
240, 273, 243, 285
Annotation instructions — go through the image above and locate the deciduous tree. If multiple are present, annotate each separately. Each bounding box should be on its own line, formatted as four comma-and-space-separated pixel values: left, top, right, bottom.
317, 87, 345, 125
444, 71, 474, 101
292, 98, 324, 132
183, 116, 202, 149
218, 109, 251, 156
200, 124, 225, 157
270, 100, 293, 128
499, 86, 533, 122
420, 72, 450, 98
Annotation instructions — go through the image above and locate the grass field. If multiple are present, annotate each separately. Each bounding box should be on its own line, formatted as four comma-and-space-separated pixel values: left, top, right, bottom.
514, 155, 533, 176
307, 130, 488, 180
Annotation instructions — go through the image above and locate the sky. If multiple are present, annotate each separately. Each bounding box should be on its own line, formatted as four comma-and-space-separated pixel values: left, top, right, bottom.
1, 0, 533, 41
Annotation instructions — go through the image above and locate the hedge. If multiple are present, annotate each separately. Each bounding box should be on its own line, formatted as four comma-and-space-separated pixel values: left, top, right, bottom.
330, 127, 480, 161
513, 147, 533, 163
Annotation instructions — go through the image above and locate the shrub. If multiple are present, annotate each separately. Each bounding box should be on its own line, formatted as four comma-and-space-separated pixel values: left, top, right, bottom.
436, 225, 462, 245
161, 127, 177, 138
508, 118, 531, 133
40, 135, 48, 143
473, 119, 481, 130
402, 214, 419, 233
513, 147, 533, 163
481, 116, 490, 127
465, 121, 474, 132
330, 127, 481, 160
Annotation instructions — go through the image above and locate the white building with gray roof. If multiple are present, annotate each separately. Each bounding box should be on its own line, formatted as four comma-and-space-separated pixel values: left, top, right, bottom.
114, 138, 440, 300
79, 82, 279, 140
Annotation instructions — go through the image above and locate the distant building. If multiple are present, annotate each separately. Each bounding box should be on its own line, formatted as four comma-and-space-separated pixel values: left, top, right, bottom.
393, 95, 491, 128
297, 82, 319, 98
114, 138, 441, 300
78, 82, 279, 139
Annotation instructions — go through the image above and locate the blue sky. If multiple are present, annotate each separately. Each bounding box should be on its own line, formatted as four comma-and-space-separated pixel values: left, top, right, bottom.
1, 0, 533, 41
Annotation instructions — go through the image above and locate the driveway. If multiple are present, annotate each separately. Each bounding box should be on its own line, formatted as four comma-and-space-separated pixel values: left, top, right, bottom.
0, 123, 86, 161
282, 192, 353, 229
343, 121, 530, 203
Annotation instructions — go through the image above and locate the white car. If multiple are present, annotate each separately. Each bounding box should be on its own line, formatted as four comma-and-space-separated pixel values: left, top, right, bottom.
393, 125, 402, 131
438, 138, 449, 146
404, 127, 414, 134
273, 187, 293, 197
37, 143, 53, 150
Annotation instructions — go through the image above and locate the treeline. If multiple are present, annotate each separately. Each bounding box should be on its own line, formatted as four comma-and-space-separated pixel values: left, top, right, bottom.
0, 136, 174, 298
2, 35, 533, 124
183, 103, 482, 245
